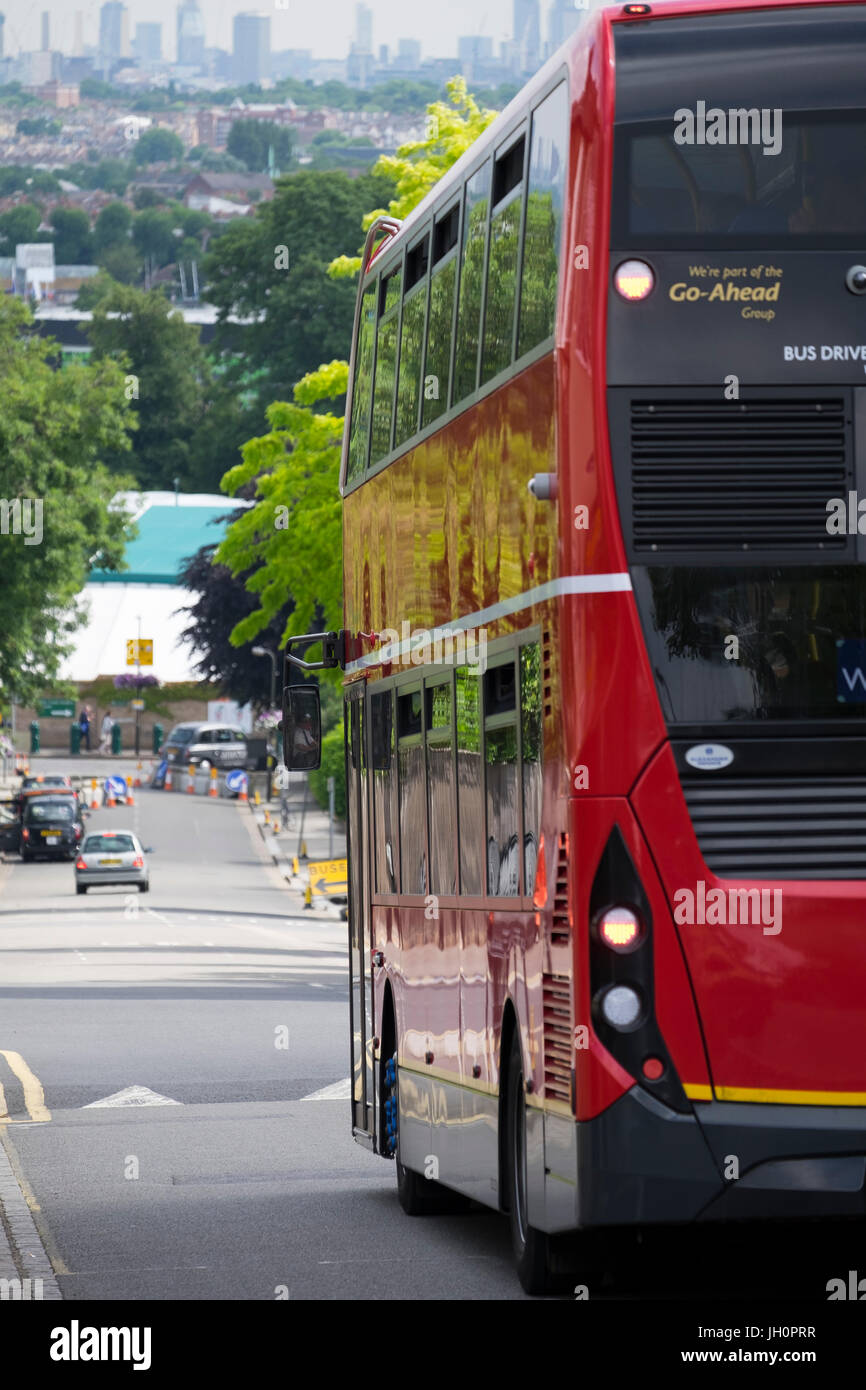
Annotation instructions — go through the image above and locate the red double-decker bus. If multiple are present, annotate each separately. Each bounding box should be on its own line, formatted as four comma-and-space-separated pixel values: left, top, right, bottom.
283, 0, 866, 1293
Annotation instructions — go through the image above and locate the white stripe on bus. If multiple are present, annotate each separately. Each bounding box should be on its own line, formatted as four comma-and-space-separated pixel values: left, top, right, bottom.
344, 572, 633, 673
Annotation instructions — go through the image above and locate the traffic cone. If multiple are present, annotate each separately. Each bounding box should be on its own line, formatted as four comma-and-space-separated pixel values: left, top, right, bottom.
187, 763, 195, 794
90, 778, 98, 810
165, 766, 173, 792
208, 766, 218, 799
238, 778, 248, 803
134, 761, 142, 789
126, 776, 135, 807
106, 785, 116, 809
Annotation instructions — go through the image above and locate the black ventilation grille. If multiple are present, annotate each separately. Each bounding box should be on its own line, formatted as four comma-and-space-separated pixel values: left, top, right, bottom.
630, 397, 851, 552
683, 777, 866, 879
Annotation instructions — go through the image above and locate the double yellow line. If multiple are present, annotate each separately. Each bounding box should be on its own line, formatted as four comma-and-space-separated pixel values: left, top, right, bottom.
0, 1050, 51, 1123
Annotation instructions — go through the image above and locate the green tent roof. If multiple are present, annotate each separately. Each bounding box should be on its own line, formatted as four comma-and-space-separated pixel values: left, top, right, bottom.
91, 504, 234, 585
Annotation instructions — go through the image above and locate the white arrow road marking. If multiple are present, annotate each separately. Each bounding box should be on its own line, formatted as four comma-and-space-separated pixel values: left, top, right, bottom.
301, 1079, 351, 1101
82, 1085, 182, 1108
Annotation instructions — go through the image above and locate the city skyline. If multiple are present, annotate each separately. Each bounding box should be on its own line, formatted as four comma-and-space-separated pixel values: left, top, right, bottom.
0, 0, 595, 62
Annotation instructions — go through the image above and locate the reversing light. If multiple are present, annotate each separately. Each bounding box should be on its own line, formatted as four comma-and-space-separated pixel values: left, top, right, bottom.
598, 905, 642, 952
614, 259, 655, 301
600, 985, 642, 1030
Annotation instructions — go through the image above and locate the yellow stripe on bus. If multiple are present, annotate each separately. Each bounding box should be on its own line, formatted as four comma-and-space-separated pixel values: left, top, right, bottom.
684, 1081, 866, 1106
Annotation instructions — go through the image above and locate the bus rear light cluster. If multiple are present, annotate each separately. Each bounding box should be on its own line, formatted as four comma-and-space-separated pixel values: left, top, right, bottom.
598, 905, 642, 952
614, 259, 655, 301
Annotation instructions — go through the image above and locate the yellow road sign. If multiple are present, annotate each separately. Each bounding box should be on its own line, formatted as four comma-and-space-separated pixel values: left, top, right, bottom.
308, 858, 348, 897
126, 639, 154, 666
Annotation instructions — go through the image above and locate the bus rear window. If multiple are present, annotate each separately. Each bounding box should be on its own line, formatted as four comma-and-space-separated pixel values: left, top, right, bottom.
614, 113, 866, 247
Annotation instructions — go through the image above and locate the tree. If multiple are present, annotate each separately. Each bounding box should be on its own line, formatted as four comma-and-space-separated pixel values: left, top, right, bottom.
227, 119, 295, 173
203, 169, 393, 406
132, 127, 185, 166
96, 242, 141, 285
16, 116, 60, 136
0, 204, 41, 253
131, 207, 177, 267
177, 537, 289, 706
0, 298, 135, 704
85, 283, 209, 489
215, 362, 346, 653
51, 207, 93, 264
329, 77, 497, 278
94, 201, 132, 254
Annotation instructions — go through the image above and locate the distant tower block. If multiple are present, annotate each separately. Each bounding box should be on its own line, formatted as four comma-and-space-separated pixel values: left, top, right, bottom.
74, 10, 84, 56
41, 9, 50, 50
0, 14, 5, 61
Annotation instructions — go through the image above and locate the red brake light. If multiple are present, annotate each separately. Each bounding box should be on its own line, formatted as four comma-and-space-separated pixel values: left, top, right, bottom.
21, 828, 29, 840
623, 3, 651, 14
614, 259, 655, 301
132, 856, 144, 868
598, 906, 642, 952
75, 858, 86, 871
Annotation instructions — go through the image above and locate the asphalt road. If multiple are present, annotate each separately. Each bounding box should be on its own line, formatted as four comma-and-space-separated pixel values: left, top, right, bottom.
0, 770, 523, 1301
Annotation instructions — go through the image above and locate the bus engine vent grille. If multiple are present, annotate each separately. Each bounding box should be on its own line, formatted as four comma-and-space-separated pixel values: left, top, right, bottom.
542, 974, 571, 1104
683, 776, 866, 880
630, 397, 850, 552
551, 831, 570, 945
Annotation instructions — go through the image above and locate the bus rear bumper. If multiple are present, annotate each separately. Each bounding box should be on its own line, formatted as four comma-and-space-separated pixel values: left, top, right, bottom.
536, 1086, 866, 1233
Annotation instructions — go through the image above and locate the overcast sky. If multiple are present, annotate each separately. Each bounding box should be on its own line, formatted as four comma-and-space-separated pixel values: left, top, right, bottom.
0, 1, 570, 61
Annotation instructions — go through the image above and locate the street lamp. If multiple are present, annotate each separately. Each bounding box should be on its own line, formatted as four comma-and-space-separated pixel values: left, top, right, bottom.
252, 645, 277, 801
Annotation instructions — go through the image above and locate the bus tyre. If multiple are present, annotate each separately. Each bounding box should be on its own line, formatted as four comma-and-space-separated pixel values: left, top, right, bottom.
387, 1053, 469, 1217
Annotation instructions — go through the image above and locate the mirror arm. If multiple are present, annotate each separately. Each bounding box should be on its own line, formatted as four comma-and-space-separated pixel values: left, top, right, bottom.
284, 630, 346, 675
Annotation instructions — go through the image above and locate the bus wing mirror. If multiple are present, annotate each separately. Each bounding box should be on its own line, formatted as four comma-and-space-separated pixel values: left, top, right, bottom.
282, 686, 322, 771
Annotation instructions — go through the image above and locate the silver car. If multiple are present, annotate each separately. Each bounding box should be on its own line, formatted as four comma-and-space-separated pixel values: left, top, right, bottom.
75, 829, 151, 894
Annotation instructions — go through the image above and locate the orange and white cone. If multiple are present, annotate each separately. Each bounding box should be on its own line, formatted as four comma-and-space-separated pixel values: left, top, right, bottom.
238, 777, 248, 803
134, 761, 142, 789
208, 767, 218, 799
126, 776, 135, 807
187, 763, 195, 794
165, 766, 173, 791
90, 778, 99, 810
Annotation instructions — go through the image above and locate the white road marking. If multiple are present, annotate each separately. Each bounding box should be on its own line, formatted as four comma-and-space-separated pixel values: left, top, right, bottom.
301, 1079, 351, 1101
82, 1085, 182, 1109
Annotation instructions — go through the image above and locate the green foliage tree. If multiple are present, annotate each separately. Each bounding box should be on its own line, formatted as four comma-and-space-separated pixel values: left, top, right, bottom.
0, 203, 41, 253
96, 242, 141, 285
215, 361, 347, 650
132, 127, 185, 166
94, 201, 133, 254
51, 207, 94, 263
226, 119, 295, 173
16, 116, 61, 136
85, 283, 209, 488
132, 207, 177, 266
0, 298, 135, 703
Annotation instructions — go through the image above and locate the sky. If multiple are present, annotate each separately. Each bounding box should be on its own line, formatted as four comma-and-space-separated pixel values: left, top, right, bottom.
0, 0, 574, 62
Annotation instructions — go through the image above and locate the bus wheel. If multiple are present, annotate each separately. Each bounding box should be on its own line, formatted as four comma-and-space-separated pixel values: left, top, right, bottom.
385, 1053, 469, 1217
505, 1033, 554, 1292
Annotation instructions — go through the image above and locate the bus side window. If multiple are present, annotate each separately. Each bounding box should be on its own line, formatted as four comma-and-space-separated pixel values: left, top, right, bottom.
394, 234, 429, 447
346, 282, 376, 484
484, 659, 520, 897
452, 159, 491, 406
482, 133, 526, 384
422, 205, 459, 429
456, 666, 483, 895
371, 689, 397, 894
370, 267, 401, 465
520, 643, 543, 895
426, 678, 456, 896
518, 80, 568, 357
397, 688, 426, 895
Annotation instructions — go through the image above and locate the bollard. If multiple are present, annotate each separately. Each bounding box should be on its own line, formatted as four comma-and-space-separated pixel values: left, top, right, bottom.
187, 762, 195, 794
69, 723, 81, 756
29, 720, 39, 755
111, 722, 122, 756
254, 789, 261, 807
90, 778, 99, 809
263, 809, 271, 826
208, 766, 218, 799
303, 880, 312, 911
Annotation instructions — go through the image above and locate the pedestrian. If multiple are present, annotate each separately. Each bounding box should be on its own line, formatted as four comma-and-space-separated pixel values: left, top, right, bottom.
99, 708, 114, 756
78, 706, 91, 752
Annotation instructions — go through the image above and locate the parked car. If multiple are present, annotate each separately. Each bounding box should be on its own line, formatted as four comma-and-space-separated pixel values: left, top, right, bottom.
20, 794, 86, 862
21, 775, 72, 792
75, 829, 151, 894
162, 722, 249, 770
